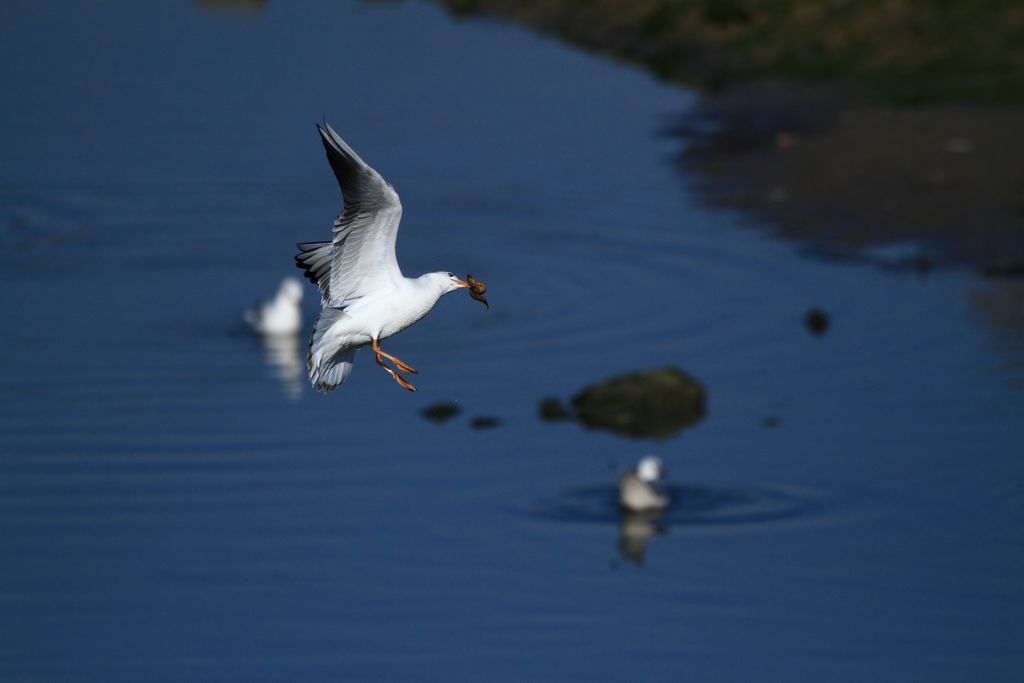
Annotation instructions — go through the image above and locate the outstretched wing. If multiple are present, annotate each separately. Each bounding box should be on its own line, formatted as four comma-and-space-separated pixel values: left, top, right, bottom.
295, 122, 403, 307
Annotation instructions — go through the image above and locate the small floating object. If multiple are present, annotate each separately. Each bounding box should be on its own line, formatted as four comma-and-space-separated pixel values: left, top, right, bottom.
470, 415, 501, 430
466, 274, 489, 309
619, 456, 670, 512
422, 402, 461, 424
804, 308, 829, 336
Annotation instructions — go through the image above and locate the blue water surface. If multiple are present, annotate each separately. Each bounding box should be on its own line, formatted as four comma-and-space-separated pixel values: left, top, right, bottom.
1, 1, 1022, 681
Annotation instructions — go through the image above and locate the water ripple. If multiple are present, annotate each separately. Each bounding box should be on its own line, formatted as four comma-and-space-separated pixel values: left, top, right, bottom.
533, 482, 826, 530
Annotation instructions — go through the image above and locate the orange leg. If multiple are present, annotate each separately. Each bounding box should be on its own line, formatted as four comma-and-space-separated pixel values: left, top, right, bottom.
373, 338, 417, 392
375, 347, 417, 375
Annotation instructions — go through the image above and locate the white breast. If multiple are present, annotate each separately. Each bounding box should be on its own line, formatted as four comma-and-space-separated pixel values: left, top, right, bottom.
619, 473, 669, 512
334, 279, 443, 345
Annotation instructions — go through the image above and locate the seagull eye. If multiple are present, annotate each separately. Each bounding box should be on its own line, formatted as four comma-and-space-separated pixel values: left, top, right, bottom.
446, 272, 453, 278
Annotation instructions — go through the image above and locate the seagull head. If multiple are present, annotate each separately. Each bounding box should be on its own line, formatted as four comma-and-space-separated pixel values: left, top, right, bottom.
424, 272, 489, 308
277, 277, 304, 304
637, 456, 664, 483
432, 271, 471, 293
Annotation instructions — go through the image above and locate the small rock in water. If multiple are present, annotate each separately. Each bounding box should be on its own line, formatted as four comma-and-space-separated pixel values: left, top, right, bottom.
422, 402, 461, 424
538, 397, 571, 421
572, 367, 706, 439
805, 308, 830, 335
470, 416, 501, 430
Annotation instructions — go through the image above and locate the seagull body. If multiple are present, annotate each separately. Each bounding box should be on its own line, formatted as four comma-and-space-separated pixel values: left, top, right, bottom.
245, 277, 304, 336
295, 123, 478, 393
619, 456, 670, 512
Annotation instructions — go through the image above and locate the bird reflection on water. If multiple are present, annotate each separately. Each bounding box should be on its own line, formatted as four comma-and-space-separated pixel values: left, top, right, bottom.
617, 509, 667, 566
258, 333, 305, 401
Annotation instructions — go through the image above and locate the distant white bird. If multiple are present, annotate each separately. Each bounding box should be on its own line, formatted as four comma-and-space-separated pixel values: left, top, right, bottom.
244, 277, 304, 336
619, 456, 670, 512
295, 122, 486, 393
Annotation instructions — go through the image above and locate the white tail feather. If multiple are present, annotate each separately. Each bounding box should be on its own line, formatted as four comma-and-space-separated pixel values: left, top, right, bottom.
307, 308, 356, 393
310, 348, 355, 393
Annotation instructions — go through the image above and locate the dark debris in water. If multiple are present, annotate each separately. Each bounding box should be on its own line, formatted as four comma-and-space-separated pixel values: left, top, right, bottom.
195, 0, 266, 14
805, 308, 830, 335
571, 367, 706, 440
421, 402, 461, 424
470, 416, 501, 430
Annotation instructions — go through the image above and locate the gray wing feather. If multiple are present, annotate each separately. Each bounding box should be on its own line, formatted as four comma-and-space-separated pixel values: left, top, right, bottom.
294, 241, 333, 303
307, 122, 403, 307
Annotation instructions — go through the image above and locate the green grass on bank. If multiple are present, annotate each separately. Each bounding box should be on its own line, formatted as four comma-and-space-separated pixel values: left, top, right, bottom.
442, 0, 1024, 104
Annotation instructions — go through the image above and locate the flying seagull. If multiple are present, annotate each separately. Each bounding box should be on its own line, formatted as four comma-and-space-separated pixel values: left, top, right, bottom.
295, 122, 486, 393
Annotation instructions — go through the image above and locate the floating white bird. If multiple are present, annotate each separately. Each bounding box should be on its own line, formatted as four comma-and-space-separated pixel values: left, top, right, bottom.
295, 122, 486, 393
244, 277, 304, 336
619, 456, 670, 512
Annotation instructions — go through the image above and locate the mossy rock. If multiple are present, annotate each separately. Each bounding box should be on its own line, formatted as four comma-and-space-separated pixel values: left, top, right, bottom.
538, 397, 571, 421
572, 367, 706, 439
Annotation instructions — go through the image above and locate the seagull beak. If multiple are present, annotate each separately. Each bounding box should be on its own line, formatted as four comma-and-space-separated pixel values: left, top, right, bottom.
454, 279, 471, 288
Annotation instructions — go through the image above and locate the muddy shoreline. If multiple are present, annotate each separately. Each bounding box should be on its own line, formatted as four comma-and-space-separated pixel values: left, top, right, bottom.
438, 1, 1024, 274
678, 80, 1024, 274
